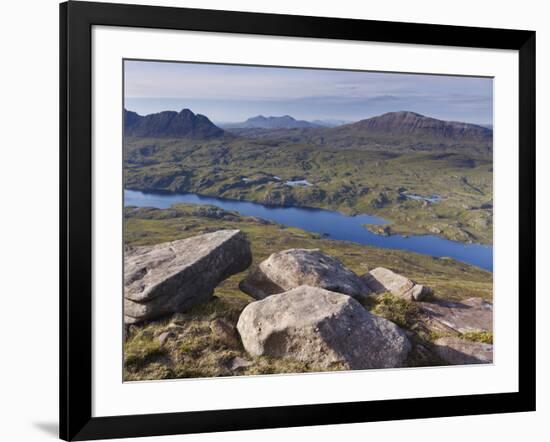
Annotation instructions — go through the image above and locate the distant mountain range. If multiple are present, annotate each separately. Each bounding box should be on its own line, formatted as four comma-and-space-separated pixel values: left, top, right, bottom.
124, 109, 225, 139
221, 115, 322, 129
124, 109, 492, 149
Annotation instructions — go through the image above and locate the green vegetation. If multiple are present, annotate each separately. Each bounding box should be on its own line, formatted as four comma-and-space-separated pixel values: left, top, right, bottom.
124, 330, 167, 371
366, 293, 420, 329
124, 204, 493, 380
460, 330, 493, 344
124, 135, 493, 244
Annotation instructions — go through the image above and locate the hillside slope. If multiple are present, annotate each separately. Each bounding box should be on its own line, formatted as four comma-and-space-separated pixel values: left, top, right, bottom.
331, 111, 491, 142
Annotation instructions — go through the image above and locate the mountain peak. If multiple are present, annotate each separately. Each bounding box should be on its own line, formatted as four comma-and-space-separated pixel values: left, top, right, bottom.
124, 108, 225, 139
388, 110, 425, 118
335, 111, 492, 142
228, 115, 318, 129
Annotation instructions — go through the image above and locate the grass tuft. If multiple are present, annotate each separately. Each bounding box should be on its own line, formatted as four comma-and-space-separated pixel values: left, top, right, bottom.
368, 293, 420, 329
460, 330, 493, 344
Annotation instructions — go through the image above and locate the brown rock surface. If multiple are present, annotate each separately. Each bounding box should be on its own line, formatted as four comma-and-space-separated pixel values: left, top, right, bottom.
124, 230, 252, 324
433, 337, 493, 365
418, 297, 493, 334
363, 267, 431, 301
237, 285, 411, 369
239, 248, 369, 300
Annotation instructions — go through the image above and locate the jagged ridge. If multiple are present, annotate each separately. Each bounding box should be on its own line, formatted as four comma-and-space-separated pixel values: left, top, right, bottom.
124, 108, 226, 139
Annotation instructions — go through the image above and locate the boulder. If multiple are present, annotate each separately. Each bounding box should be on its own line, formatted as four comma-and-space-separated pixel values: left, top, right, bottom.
239, 248, 369, 300
210, 318, 241, 349
433, 337, 493, 365
228, 356, 253, 371
363, 267, 431, 301
124, 230, 252, 324
157, 331, 175, 346
237, 285, 411, 369
418, 297, 493, 334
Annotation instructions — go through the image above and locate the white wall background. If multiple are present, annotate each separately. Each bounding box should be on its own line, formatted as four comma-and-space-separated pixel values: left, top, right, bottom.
0, 0, 547, 441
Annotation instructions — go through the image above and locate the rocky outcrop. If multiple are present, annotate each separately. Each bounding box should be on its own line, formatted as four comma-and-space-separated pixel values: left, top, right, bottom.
363, 267, 432, 301
433, 337, 493, 365
124, 230, 252, 324
237, 285, 411, 369
418, 297, 493, 334
239, 248, 369, 300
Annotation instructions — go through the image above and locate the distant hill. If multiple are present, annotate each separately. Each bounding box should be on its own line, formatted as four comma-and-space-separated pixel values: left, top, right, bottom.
222, 115, 321, 129
124, 108, 226, 139
331, 111, 492, 142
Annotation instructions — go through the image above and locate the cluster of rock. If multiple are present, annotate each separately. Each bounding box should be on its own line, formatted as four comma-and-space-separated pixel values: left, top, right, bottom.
124, 230, 493, 368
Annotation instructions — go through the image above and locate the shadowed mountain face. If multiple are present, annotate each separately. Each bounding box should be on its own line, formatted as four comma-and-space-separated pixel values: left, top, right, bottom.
333, 111, 492, 141
222, 115, 321, 129
124, 109, 225, 139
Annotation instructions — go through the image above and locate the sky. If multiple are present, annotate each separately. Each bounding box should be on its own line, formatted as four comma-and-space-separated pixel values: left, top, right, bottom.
124, 60, 493, 125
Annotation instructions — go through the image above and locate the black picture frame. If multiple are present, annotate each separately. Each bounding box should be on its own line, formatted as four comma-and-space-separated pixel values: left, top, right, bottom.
60, 1, 536, 440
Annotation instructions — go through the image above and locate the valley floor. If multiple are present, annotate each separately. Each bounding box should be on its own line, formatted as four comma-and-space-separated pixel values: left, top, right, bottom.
124, 137, 494, 245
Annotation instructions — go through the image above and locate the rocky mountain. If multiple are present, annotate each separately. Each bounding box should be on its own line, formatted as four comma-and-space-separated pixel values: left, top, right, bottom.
124, 108, 226, 139
331, 111, 492, 142
223, 115, 321, 129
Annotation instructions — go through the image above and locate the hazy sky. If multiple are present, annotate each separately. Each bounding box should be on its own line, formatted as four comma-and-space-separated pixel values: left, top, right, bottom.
124, 60, 493, 125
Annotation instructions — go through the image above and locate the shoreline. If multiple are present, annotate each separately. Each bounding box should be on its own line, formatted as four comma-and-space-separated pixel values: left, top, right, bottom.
125, 186, 493, 247
124, 188, 494, 272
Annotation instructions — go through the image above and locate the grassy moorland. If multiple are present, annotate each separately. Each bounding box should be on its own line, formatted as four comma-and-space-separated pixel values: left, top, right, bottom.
123, 204, 493, 381
124, 136, 493, 244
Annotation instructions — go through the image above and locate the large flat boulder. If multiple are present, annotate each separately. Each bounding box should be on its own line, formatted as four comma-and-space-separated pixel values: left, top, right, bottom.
237, 285, 411, 369
418, 297, 493, 334
362, 267, 432, 301
433, 337, 493, 365
124, 230, 252, 324
239, 248, 369, 300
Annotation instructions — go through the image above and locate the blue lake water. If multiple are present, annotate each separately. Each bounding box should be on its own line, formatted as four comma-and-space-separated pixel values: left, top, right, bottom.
125, 189, 493, 272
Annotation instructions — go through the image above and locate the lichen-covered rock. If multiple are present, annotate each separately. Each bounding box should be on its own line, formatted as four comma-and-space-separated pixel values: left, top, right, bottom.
433, 337, 493, 365
124, 230, 252, 324
239, 248, 369, 300
363, 267, 431, 301
419, 297, 493, 334
237, 285, 411, 369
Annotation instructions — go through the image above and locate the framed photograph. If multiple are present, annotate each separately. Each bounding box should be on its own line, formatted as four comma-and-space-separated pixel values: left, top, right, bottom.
60, 1, 536, 440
